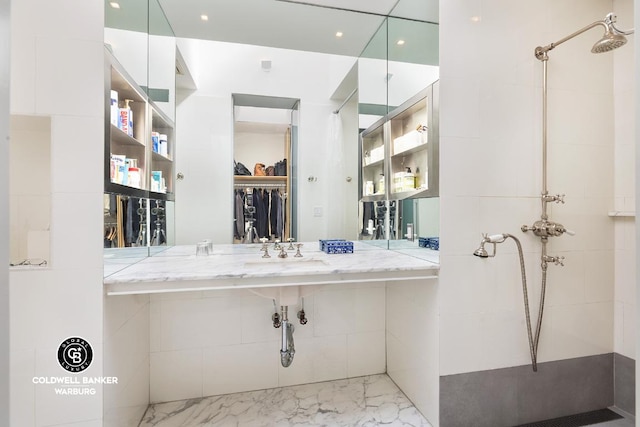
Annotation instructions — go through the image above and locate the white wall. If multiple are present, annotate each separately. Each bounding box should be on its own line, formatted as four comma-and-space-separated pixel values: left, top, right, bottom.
613, 0, 636, 360
148, 284, 386, 403
175, 38, 359, 244
9, 116, 51, 263
439, 0, 617, 375
9, 0, 105, 425
386, 279, 439, 425
103, 295, 150, 427
358, 57, 439, 108
0, 0, 9, 421
234, 127, 287, 172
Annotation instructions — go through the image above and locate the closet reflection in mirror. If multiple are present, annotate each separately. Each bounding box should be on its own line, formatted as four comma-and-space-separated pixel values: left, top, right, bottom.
232, 94, 298, 244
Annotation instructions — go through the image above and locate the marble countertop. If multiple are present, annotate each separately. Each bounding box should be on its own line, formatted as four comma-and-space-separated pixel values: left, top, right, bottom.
104, 241, 439, 295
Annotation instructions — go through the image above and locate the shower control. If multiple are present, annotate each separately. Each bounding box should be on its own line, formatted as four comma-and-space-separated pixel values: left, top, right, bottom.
543, 193, 565, 204
521, 220, 574, 238
544, 255, 565, 266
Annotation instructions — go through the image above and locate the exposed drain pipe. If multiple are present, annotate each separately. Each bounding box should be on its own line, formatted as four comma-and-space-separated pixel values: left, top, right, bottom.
280, 306, 295, 367
272, 301, 308, 368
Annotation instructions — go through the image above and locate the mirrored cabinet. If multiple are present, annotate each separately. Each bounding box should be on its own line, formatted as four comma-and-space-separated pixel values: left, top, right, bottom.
103, 49, 175, 249
104, 50, 175, 200
359, 81, 439, 202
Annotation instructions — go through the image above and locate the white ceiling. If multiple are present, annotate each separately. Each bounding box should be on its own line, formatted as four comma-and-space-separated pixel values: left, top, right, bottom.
155, 0, 438, 57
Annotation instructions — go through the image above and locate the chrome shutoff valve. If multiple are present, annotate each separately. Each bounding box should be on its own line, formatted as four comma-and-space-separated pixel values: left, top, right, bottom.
272, 312, 281, 328
297, 309, 308, 325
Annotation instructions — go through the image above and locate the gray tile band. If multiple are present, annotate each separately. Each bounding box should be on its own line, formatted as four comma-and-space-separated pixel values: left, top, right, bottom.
440, 354, 618, 427
614, 353, 635, 415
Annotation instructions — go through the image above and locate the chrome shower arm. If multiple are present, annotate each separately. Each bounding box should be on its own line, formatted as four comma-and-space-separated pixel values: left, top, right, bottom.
535, 21, 606, 59
609, 12, 635, 35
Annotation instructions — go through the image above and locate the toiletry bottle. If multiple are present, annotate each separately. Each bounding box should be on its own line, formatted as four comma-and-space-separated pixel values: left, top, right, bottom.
378, 174, 385, 194
403, 167, 415, 191
120, 99, 134, 138
110, 90, 119, 127
159, 134, 168, 157
151, 132, 159, 153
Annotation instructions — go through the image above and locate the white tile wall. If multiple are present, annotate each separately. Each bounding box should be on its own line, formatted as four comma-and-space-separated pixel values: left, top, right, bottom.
439, 0, 620, 376
149, 283, 386, 403
9, 0, 105, 425
203, 342, 279, 396
386, 279, 439, 426
104, 295, 150, 427
150, 349, 203, 403
613, 0, 636, 361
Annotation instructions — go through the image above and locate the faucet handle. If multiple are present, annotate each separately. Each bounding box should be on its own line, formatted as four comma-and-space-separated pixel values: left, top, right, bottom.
294, 243, 303, 258
563, 228, 575, 236
278, 246, 288, 258
287, 238, 295, 250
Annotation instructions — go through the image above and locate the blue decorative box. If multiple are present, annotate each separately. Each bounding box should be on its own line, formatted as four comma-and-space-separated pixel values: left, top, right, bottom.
418, 237, 439, 251
319, 239, 354, 254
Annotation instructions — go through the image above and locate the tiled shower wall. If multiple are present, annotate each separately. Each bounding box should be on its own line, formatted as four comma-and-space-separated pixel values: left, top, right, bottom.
612, 0, 636, 363
438, 0, 633, 423
613, 0, 636, 415
148, 283, 386, 403
440, 0, 616, 376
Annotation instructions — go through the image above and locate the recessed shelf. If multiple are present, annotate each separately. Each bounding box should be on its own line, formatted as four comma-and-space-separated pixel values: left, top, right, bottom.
151, 150, 173, 163
608, 211, 636, 218
110, 124, 145, 148
363, 158, 384, 168
392, 142, 428, 158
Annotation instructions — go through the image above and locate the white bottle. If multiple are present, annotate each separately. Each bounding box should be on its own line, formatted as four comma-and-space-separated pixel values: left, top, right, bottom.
159, 134, 168, 157
119, 99, 134, 138
110, 90, 119, 127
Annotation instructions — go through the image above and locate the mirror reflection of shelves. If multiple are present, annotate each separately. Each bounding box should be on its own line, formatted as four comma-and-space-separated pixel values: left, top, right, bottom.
105, 48, 175, 201
359, 81, 439, 202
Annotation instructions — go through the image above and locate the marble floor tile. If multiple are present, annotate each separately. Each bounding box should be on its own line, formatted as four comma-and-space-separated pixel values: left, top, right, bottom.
139, 374, 431, 427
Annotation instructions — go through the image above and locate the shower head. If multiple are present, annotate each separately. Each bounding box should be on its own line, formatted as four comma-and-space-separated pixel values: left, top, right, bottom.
591, 13, 633, 53
472, 234, 506, 258
535, 12, 634, 60
473, 243, 489, 258
591, 30, 627, 53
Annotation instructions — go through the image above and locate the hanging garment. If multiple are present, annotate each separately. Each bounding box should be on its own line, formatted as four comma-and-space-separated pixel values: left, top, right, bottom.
276, 190, 284, 239
270, 189, 282, 239
253, 188, 269, 238
262, 188, 271, 237
234, 190, 245, 239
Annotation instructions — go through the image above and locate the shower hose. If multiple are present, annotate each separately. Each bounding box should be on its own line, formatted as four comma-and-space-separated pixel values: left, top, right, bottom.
504, 234, 546, 372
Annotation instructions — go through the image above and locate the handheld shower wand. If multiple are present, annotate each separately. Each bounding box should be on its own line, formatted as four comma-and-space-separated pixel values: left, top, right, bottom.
473, 233, 507, 258
473, 233, 539, 371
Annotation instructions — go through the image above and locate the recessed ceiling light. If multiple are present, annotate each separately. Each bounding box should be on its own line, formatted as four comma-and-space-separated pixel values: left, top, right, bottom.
396, 40, 405, 46
336, 31, 343, 38
109, 2, 120, 8
470, 16, 481, 22
201, 14, 209, 21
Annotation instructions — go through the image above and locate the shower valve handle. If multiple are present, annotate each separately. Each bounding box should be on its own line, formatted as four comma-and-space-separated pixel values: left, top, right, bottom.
522, 220, 573, 238
543, 193, 565, 204
544, 255, 565, 266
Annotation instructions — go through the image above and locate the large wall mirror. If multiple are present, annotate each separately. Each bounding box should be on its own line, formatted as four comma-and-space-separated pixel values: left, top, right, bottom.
103, 0, 438, 255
